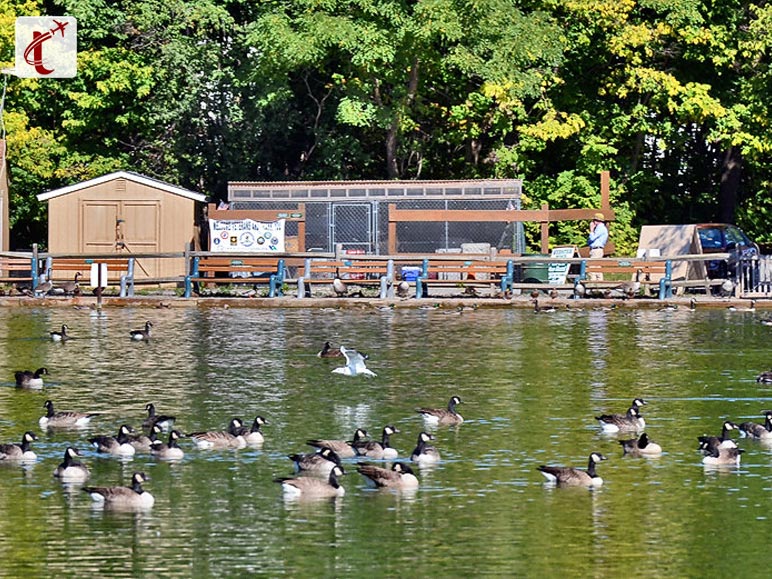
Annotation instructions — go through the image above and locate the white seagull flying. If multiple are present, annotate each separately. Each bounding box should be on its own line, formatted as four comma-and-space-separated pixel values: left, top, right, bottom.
332, 346, 376, 377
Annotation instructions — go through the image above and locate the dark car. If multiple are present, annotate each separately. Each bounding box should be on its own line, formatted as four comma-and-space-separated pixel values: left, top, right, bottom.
696, 223, 759, 279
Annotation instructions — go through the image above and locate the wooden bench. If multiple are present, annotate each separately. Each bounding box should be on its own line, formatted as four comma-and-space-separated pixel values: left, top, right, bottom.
575, 259, 672, 299
415, 258, 514, 298
296, 259, 396, 298
0, 256, 37, 286
44, 256, 136, 297
184, 256, 287, 298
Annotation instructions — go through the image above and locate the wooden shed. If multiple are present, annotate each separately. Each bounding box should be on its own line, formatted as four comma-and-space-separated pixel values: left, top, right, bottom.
37, 171, 207, 280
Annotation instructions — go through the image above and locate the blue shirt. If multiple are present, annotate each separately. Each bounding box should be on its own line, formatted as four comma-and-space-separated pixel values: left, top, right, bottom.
588, 222, 608, 249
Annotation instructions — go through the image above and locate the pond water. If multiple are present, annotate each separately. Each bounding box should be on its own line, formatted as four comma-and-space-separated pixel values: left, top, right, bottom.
0, 303, 770, 577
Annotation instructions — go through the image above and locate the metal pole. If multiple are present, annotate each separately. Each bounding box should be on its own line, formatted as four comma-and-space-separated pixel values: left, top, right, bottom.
97, 263, 103, 310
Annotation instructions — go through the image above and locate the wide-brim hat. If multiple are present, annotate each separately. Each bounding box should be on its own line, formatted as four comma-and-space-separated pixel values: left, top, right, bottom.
593, 212, 605, 221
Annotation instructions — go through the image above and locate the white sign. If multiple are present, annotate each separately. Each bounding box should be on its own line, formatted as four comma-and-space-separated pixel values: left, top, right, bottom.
15, 17, 77, 78
548, 246, 576, 284
89, 263, 108, 288
209, 219, 286, 252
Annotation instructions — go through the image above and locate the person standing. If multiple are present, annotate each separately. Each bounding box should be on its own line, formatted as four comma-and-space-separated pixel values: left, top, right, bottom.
587, 212, 609, 280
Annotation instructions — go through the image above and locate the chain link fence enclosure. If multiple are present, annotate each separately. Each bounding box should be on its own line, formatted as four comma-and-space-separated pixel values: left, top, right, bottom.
227, 180, 525, 255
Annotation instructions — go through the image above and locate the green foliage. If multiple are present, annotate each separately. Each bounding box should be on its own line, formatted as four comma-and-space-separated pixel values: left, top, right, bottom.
1, 0, 771, 251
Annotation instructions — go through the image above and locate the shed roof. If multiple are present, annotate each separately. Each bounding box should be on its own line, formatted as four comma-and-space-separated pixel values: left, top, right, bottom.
37, 171, 207, 202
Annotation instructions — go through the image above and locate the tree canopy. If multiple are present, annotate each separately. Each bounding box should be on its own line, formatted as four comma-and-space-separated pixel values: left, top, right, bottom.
1, 0, 771, 252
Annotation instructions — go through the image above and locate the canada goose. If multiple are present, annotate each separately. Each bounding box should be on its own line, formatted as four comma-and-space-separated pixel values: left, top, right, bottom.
188, 418, 247, 449
760, 317, 772, 326
332, 346, 376, 377
49, 324, 70, 342
738, 410, 772, 440
727, 299, 756, 312
538, 453, 607, 487
276, 465, 346, 499
702, 445, 744, 466
595, 399, 647, 433
697, 421, 740, 453
151, 430, 185, 460
532, 298, 556, 314
317, 341, 343, 358
357, 462, 419, 489
239, 415, 268, 446
130, 424, 163, 452
55, 272, 82, 296
355, 425, 400, 460
0, 431, 38, 461
756, 370, 772, 384
396, 280, 410, 298
142, 403, 176, 432
417, 396, 464, 427
34, 274, 53, 297
53, 447, 90, 482
39, 400, 98, 428
619, 432, 663, 456
89, 425, 136, 456
332, 270, 347, 297
288, 447, 341, 475
130, 321, 153, 341
14, 367, 48, 388
614, 269, 642, 299
410, 431, 441, 464
83, 471, 155, 509
307, 428, 369, 459
689, 298, 697, 311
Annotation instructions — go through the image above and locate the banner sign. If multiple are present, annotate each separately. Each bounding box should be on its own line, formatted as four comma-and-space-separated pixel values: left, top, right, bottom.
209, 219, 285, 252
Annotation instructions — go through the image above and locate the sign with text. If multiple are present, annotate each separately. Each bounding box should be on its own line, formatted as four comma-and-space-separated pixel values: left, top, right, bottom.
548, 246, 577, 284
15, 17, 77, 78
209, 219, 285, 252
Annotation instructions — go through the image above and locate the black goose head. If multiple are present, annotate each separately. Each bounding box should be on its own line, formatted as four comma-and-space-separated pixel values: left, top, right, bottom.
131, 472, 149, 493
328, 465, 345, 487
319, 447, 342, 465
116, 425, 134, 443
21, 431, 37, 450
228, 418, 244, 435
392, 462, 416, 476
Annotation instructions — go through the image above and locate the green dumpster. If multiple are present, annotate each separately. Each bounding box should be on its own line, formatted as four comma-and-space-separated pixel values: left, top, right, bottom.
520, 254, 550, 283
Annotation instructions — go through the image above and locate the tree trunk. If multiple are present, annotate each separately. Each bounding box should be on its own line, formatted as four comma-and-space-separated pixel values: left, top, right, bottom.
718, 146, 741, 223
383, 58, 420, 180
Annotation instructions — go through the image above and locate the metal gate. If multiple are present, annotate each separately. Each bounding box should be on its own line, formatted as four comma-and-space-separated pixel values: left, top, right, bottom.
738, 255, 772, 297
331, 203, 375, 252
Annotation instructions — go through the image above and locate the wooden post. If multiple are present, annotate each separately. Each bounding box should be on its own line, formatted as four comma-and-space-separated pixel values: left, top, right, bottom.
600, 170, 611, 216
540, 202, 550, 254
297, 203, 306, 252
388, 204, 397, 254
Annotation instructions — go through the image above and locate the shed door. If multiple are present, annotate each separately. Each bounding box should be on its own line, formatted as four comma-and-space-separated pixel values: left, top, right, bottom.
81, 202, 120, 252
120, 201, 160, 278
80, 200, 161, 277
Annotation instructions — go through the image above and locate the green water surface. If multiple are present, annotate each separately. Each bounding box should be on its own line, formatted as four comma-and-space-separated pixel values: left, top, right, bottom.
0, 304, 770, 577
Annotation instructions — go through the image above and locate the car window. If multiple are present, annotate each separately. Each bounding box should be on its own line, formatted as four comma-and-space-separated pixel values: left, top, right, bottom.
698, 228, 723, 249
726, 226, 750, 247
